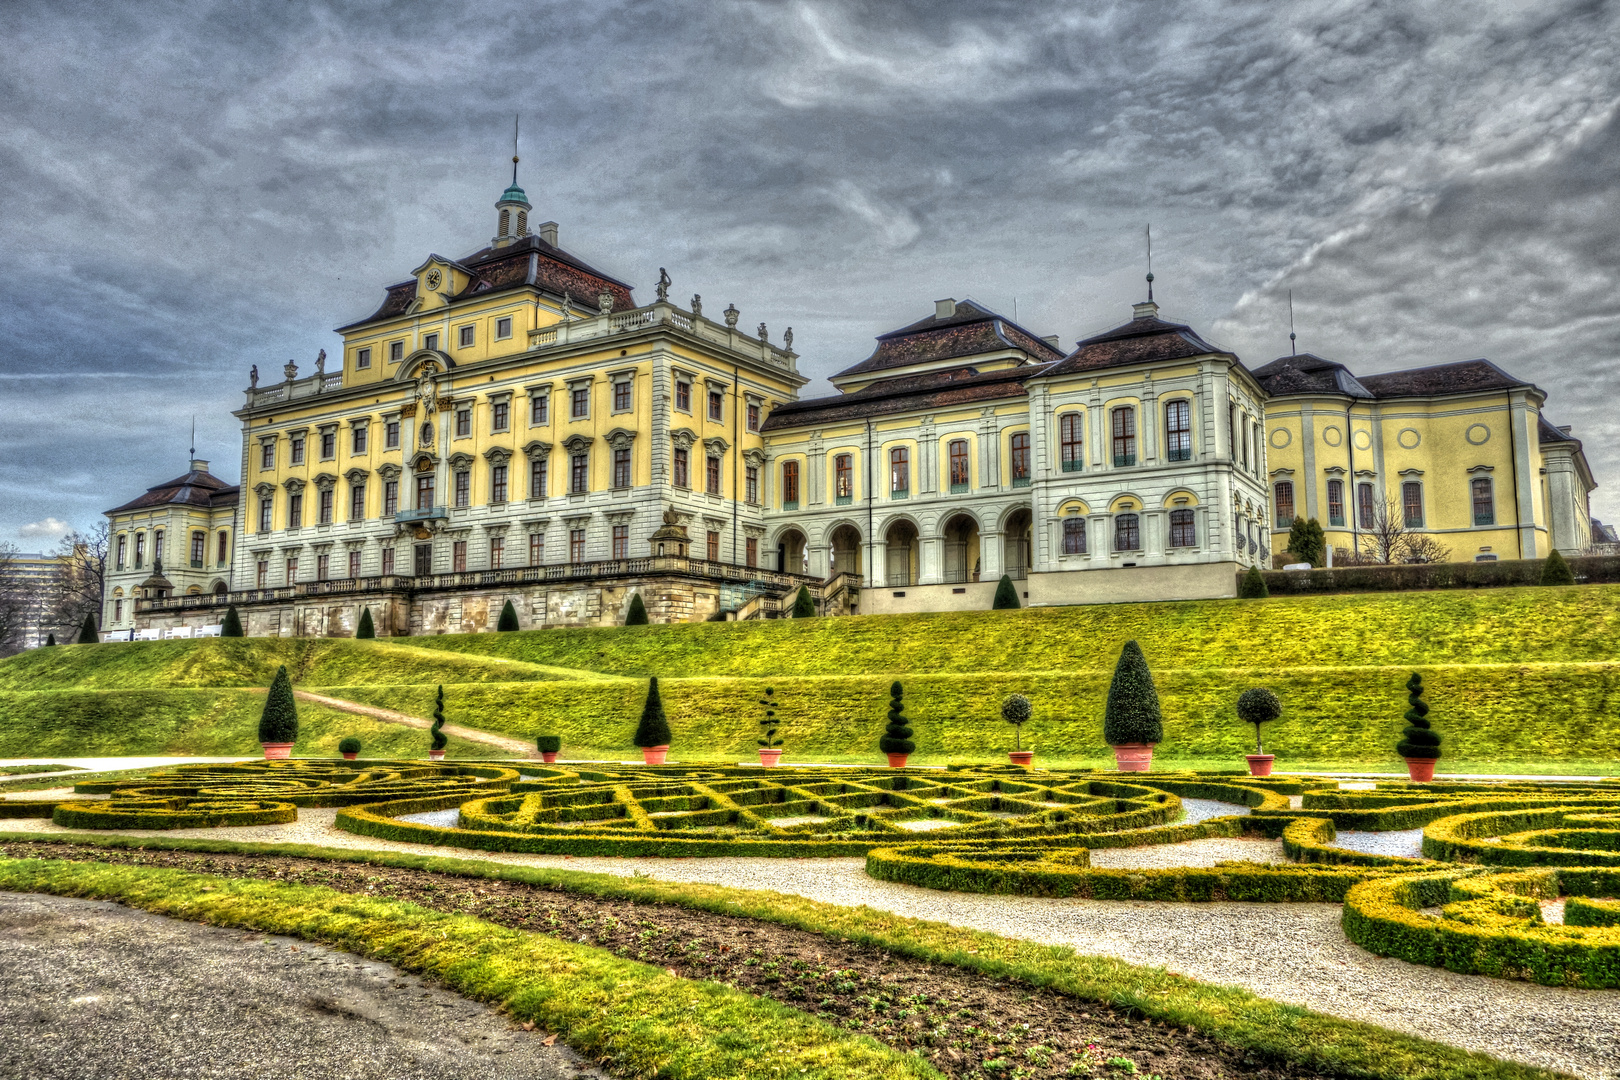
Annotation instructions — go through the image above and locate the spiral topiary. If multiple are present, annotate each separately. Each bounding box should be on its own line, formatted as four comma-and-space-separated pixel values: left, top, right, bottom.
758, 687, 781, 748
878, 681, 914, 756
1001, 693, 1033, 751
430, 685, 448, 752
1395, 672, 1441, 761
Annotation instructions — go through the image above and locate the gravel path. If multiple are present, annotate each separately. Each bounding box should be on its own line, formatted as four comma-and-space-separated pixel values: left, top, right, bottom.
1177, 797, 1252, 825
9, 807, 1619, 1078
1326, 828, 1427, 860
0, 891, 602, 1079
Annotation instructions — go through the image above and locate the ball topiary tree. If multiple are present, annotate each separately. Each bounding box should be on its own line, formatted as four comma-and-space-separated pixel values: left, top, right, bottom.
1104, 641, 1163, 768
497, 600, 520, 631
430, 685, 448, 755
992, 574, 1020, 610
1236, 687, 1282, 755
791, 585, 816, 618
1395, 672, 1441, 765
258, 665, 299, 749
355, 607, 375, 639
221, 605, 244, 637
536, 734, 562, 755
338, 736, 361, 758
625, 593, 649, 626
77, 614, 98, 645
1002, 693, 1033, 752
634, 677, 672, 749
878, 680, 914, 763
1238, 564, 1268, 598
1542, 549, 1576, 586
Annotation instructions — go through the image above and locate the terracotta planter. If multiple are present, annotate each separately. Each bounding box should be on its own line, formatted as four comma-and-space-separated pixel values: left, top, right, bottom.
758, 748, 783, 768
540, 751, 559, 764
1404, 757, 1438, 782
1111, 742, 1156, 772
261, 742, 293, 760
428, 748, 446, 761
341, 751, 358, 761
1245, 754, 1275, 777
642, 745, 669, 765
885, 752, 910, 768
1008, 750, 1034, 766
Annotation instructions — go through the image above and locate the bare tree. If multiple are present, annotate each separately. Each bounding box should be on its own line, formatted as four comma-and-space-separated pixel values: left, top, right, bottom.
1402, 534, 1453, 564
0, 544, 34, 657
1357, 495, 1410, 564
49, 524, 108, 638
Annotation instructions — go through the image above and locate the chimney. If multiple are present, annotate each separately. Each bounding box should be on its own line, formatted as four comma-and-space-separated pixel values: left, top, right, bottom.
934, 298, 956, 320
190, 460, 210, 474
539, 221, 559, 246
1041, 335, 1061, 349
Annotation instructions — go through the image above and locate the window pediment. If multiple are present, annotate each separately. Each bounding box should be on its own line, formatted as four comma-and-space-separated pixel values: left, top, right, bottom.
483, 446, 513, 464
376, 463, 402, 481
705, 436, 730, 455
253, 482, 277, 498
312, 473, 337, 491
283, 477, 307, 493
563, 433, 594, 453
522, 440, 553, 460
344, 468, 370, 485
605, 427, 638, 451
670, 426, 697, 450
448, 452, 475, 469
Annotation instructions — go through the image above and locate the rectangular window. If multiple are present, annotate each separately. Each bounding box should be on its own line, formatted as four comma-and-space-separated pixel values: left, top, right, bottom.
1165, 400, 1192, 462
320, 430, 335, 459
1114, 513, 1140, 552
746, 465, 759, 505
706, 456, 720, 495
1402, 482, 1424, 528
1253, 423, 1263, 474
1358, 483, 1376, 529
113, 599, 123, 622
348, 550, 361, 579
1111, 408, 1136, 467
454, 470, 470, 508
217, 530, 228, 565
1274, 481, 1295, 524
530, 457, 547, 499
1241, 418, 1250, 469
746, 537, 758, 568
390, 341, 404, 363
613, 448, 631, 489
350, 484, 365, 521
496, 316, 512, 340
458, 325, 475, 348
531, 392, 548, 426
747, 403, 760, 432
490, 536, 504, 569
1472, 478, 1495, 526
571, 386, 589, 419
352, 424, 367, 454
491, 401, 509, 432
256, 560, 267, 589
291, 436, 305, 465
674, 447, 689, 488
424, 332, 439, 352
116, 534, 127, 569
286, 557, 298, 584
569, 528, 586, 563
1227, 402, 1237, 459
452, 541, 467, 572
1063, 518, 1087, 555
261, 440, 275, 469
612, 525, 629, 560
529, 533, 544, 566
318, 488, 333, 524
356, 347, 371, 369
288, 492, 303, 528
835, 454, 852, 504
258, 498, 273, 533
1327, 479, 1345, 527
385, 420, 400, 448
782, 460, 800, 508
707, 531, 720, 561
1060, 413, 1083, 472
1010, 433, 1030, 487
613, 381, 631, 411
949, 439, 970, 491
382, 547, 395, 576
1169, 508, 1196, 547
889, 447, 909, 496
675, 381, 691, 412
384, 480, 399, 517
416, 474, 434, 511
570, 452, 589, 493
316, 554, 330, 582
190, 531, 205, 567
455, 409, 471, 438
491, 464, 508, 503
708, 390, 723, 422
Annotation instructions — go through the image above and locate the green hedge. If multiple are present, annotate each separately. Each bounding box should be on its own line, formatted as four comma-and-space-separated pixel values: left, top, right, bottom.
1422, 806, 1620, 866
0, 800, 64, 819
52, 799, 298, 830
1258, 555, 1620, 595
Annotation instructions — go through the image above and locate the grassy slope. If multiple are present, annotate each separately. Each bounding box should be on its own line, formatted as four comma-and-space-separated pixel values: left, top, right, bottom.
0, 688, 489, 759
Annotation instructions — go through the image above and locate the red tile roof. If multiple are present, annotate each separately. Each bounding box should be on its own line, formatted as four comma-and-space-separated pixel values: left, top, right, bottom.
834, 300, 1063, 379
106, 469, 239, 515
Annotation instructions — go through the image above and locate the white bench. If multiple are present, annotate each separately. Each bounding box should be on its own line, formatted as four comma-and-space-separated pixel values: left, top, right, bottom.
136, 628, 164, 641
194, 624, 223, 638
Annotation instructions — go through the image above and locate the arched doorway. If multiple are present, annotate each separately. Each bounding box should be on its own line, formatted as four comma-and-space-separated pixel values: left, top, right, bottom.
829, 524, 862, 576
776, 528, 807, 575
1003, 509, 1032, 578
212, 581, 228, 596
942, 514, 981, 583
885, 520, 918, 586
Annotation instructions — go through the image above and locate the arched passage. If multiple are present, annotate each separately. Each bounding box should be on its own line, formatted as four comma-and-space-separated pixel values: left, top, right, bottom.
942, 513, 981, 583
1003, 508, 1032, 578
829, 524, 862, 576
776, 528, 807, 575
885, 520, 919, 586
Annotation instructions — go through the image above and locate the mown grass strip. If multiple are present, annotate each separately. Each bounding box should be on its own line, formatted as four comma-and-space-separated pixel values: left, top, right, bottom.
0, 830, 1569, 1080
0, 855, 939, 1080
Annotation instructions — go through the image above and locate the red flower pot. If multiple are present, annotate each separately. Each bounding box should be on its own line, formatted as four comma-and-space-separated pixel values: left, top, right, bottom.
540, 751, 559, 764
1111, 743, 1156, 772
428, 749, 446, 761
642, 745, 669, 765
758, 748, 783, 768
1008, 750, 1034, 766
1245, 754, 1275, 777
261, 742, 293, 760
341, 751, 358, 761
886, 753, 910, 768
1404, 757, 1437, 782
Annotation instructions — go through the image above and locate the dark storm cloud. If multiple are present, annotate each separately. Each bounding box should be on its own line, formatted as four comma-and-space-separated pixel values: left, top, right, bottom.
3, 0, 1619, 537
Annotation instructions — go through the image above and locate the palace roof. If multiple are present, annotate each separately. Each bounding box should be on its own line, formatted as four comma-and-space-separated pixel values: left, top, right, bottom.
761, 365, 1044, 432
1042, 305, 1231, 377
832, 299, 1064, 380
1257, 356, 1534, 401
1251, 353, 1375, 399
106, 467, 239, 515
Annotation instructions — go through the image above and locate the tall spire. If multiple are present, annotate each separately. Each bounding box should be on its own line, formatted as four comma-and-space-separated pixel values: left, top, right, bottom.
1145, 223, 1154, 301
1132, 224, 1160, 320
189, 415, 195, 462
1288, 290, 1297, 356
494, 116, 531, 247
512, 113, 520, 186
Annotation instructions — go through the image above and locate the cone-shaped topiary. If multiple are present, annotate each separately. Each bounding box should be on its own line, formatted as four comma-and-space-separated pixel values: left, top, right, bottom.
430, 685, 448, 752
878, 681, 914, 755
338, 736, 361, 756
791, 585, 816, 618
44, 633, 55, 647
1395, 672, 1441, 760
1104, 640, 1163, 746
1002, 693, 1033, 751
1236, 687, 1283, 754
625, 593, 649, 626
355, 607, 375, 639
1542, 549, 1576, 586
77, 613, 98, 645
536, 735, 562, 754
258, 665, 299, 744
221, 605, 244, 637
758, 687, 781, 748
497, 599, 520, 631
1238, 565, 1268, 598
992, 574, 1020, 609
634, 677, 672, 748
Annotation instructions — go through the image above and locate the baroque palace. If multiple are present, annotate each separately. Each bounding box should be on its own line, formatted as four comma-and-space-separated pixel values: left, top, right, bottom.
103, 181, 1599, 636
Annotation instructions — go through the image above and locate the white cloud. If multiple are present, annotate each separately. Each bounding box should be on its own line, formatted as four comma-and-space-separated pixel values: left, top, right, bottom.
18, 517, 72, 540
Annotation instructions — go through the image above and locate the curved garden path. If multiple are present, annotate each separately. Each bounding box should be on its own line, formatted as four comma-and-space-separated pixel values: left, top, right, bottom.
274, 689, 539, 757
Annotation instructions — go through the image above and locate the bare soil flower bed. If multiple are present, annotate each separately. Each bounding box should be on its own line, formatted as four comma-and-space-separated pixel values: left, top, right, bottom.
0, 840, 1351, 1080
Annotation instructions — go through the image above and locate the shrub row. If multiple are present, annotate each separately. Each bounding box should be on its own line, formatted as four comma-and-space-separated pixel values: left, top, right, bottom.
52, 799, 298, 830
0, 800, 64, 819
1280, 816, 1425, 867
1255, 794, 1619, 832
1422, 806, 1620, 866
1256, 555, 1620, 595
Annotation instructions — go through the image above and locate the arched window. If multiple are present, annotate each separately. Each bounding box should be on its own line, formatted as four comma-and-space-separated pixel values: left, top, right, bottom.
889, 447, 909, 497
1169, 508, 1196, 547
1010, 432, 1030, 486
1164, 399, 1192, 461
948, 440, 969, 491
499, 208, 510, 236
1059, 413, 1083, 471
1274, 481, 1295, 524
1471, 477, 1494, 525
1326, 479, 1345, 527
1063, 518, 1087, 555
1114, 513, 1140, 552
1111, 407, 1136, 467
516, 210, 527, 236
781, 460, 800, 508
1402, 481, 1424, 527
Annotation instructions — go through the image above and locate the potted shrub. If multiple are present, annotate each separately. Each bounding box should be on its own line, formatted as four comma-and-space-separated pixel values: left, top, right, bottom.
429, 685, 448, 760
338, 736, 362, 761
1104, 640, 1162, 771
878, 681, 914, 767
1236, 688, 1281, 776
634, 677, 672, 765
258, 665, 298, 759
757, 687, 783, 766
536, 735, 562, 764
1002, 693, 1034, 766
1396, 672, 1441, 782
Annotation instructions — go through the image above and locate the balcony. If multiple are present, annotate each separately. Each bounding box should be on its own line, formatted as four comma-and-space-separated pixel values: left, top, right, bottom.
395, 506, 448, 525
1061, 460, 1083, 473
835, 494, 852, 506
949, 482, 969, 494
1011, 476, 1031, 488
782, 500, 799, 512
1113, 454, 1136, 468
890, 488, 909, 500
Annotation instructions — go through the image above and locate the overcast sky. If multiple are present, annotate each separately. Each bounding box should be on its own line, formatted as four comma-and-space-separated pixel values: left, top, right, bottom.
3, 0, 1618, 544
